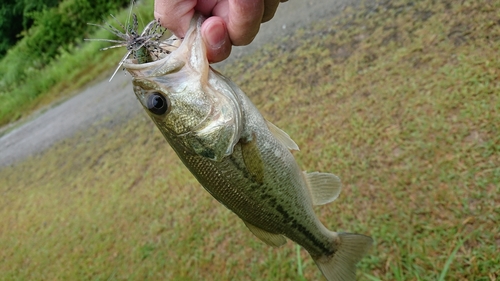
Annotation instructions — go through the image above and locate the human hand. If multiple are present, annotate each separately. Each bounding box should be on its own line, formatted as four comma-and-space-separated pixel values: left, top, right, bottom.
154, 0, 285, 63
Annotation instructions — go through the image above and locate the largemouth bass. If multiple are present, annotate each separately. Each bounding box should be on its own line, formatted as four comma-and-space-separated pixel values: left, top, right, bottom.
119, 14, 372, 280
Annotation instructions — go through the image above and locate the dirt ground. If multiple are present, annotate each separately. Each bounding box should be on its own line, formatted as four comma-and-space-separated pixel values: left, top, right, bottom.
0, 0, 355, 167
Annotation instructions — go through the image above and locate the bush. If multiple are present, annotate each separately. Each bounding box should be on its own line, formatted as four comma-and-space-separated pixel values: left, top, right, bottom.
0, 0, 129, 93
26, 0, 130, 67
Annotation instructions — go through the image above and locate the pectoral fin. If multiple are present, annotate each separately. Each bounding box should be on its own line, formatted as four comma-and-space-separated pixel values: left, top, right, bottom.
241, 134, 265, 184
244, 221, 287, 247
266, 120, 299, 151
303, 172, 342, 205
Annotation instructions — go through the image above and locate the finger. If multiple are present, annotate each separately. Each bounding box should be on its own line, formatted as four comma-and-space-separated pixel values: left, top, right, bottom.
154, 0, 196, 37
262, 0, 281, 23
194, 0, 219, 16
201, 17, 232, 63
213, 0, 265, 46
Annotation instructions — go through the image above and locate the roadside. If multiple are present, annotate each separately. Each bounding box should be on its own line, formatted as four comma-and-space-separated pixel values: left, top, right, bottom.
0, 0, 353, 167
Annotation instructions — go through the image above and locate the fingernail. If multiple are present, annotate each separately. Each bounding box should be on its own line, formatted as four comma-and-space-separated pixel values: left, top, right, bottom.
205, 21, 226, 50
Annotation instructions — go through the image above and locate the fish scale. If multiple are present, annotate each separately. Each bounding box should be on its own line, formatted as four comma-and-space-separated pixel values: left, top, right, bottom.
157, 100, 337, 259
120, 13, 372, 281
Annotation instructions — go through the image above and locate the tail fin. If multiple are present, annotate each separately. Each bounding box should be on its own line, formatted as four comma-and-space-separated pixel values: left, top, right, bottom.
313, 233, 373, 281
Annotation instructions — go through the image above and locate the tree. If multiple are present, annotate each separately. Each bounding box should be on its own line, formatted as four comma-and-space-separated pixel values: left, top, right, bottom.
0, 0, 24, 57
0, 0, 59, 57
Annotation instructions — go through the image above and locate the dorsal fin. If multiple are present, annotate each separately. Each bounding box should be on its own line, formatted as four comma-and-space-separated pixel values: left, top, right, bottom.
303, 172, 342, 205
266, 120, 299, 151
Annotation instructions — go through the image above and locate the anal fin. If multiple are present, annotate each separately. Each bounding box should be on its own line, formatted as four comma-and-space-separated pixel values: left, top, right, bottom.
243, 221, 287, 247
303, 172, 342, 205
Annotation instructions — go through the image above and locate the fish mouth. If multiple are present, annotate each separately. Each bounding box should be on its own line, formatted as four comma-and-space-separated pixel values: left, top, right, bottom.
122, 37, 184, 78
123, 14, 206, 80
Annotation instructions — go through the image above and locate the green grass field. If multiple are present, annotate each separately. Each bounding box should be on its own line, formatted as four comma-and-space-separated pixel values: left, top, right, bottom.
1, 0, 499, 280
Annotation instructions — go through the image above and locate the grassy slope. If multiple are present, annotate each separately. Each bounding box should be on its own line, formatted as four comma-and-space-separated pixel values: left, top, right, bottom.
1, 0, 499, 280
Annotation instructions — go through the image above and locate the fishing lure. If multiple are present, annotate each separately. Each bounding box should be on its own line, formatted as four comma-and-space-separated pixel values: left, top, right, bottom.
86, 12, 177, 81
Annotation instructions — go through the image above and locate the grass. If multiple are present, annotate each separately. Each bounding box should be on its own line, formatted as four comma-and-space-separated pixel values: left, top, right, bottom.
0, 0, 158, 128
1, 0, 499, 280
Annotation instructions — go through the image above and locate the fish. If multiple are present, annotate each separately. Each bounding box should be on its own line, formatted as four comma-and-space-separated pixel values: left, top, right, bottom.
113, 13, 372, 281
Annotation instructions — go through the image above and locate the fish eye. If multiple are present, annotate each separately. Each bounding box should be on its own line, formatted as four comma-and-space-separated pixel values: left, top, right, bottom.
146, 92, 169, 115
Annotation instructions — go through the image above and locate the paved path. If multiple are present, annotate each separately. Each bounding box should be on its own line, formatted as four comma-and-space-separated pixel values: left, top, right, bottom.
0, 0, 353, 167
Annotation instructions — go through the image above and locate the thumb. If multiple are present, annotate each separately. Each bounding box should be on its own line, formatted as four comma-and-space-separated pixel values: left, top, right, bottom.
201, 17, 232, 63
